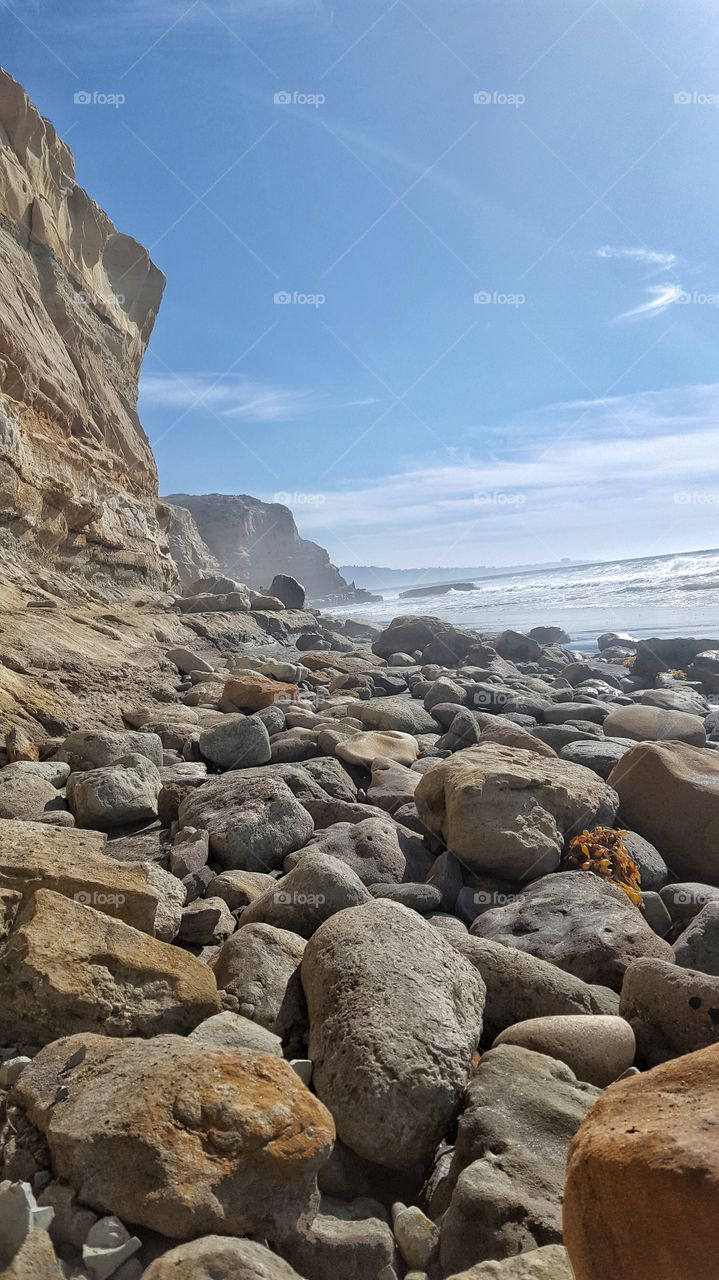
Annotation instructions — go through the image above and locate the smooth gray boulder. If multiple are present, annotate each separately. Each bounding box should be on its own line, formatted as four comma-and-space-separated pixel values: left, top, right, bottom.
178, 774, 314, 871
302, 901, 485, 1171
198, 714, 271, 769
240, 850, 371, 938
471, 872, 673, 992
212, 922, 308, 1051
436, 1045, 599, 1274
298, 817, 433, 886
451, 933, 619, 1039
67, 756, 161, 830
58, 730, 163, 771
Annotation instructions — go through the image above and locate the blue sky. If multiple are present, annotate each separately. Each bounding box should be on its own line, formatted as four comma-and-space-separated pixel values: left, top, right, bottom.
4, 0, 719, 567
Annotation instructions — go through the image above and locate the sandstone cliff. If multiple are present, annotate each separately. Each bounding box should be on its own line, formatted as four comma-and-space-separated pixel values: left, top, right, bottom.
0, 68, 174, 588
163, 492, 349, 600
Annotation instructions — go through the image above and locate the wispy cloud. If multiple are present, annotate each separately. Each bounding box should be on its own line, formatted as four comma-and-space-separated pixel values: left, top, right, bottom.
616, 283, 684, 321
596, 245, 678, 269
140, 372, 315, 421
282, 383, 719, 566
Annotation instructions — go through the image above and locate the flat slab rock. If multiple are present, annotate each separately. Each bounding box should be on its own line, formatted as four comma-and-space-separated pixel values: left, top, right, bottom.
0, 819, 161, 934
0, 888, 220, 1047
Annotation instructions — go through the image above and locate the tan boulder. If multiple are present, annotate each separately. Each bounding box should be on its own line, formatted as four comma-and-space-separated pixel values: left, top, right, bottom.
564, 1043, 719, 1280
608, 741, 719, 882
14, 1033, 335, 1238
0, 889, 220, 1046
493, 1014, 635, 1087
446, 1245, 574, 1277
415, 746, 618, 881
603, 703, 706, 746
0, 819, 161, 933
336, 731, 419, 768
144, 1237, 304, 1279
220, 674, 299, 712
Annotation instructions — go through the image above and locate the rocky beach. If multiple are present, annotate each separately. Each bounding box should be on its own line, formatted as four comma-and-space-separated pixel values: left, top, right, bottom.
1, 64, 719, 1280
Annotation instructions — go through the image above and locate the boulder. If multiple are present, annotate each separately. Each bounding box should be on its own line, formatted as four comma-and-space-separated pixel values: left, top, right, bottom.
558, 738, 632, 779
445, 1245, 574, 1278
198, 715, 271, 769
631, 636, 715, 682
13, 1033, 334, 1239
189, 1011, 282, 1055
564, 1043, 719, 1280
471, 872, 673, 991
57, 730, 163, 771
212, 922, 307, 1049
166, 648, 215, 675
178, 774, 314, 871
0, 770, 59, 821
302, 901, 485, 1170
220, 674, 299, 713
240, 850, 371, 938
602, 704, 706, 746
437, 1045, 598, 1274
0, 889, 220, 1046
0, 819, 161, 933
451, 934, 618, 1038
355, 696, 438, 736
495, 629, 542, 661
367, 757, 421, 814
621, 830, 669, 892
619, 956, 719, 1058
177, 897, 236, 945
608, 741, 719, 883
493, 1014, 635, 1087
144, 1237, 305, 1279
372, 616, 475, 664
673, 901, 719, 975
300, 817, 433, 885
206, 869, 278, 910
415, 746, 618, 881
269, 574, 306, 609
336, 730, 418, 767
67, 756, 161, 830
279, 1195, 398, 1280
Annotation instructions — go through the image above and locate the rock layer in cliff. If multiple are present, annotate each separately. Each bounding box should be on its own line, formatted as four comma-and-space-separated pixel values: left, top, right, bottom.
0, 68, 174, 588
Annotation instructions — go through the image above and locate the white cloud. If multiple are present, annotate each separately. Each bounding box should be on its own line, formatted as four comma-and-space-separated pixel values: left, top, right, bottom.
139, 372, 315, 422
596, 245, 678, 269
277, 383, 719, 567
615, 283, 684, 321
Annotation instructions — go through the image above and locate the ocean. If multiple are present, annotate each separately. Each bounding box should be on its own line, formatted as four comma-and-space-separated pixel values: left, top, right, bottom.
330, 547, 719, 651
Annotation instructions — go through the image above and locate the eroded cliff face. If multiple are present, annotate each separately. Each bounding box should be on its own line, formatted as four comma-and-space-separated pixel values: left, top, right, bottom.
0, 68, 174, 588
163, 492, 349, 600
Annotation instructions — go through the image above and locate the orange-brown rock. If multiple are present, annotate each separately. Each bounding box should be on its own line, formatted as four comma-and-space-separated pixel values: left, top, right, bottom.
220, 673, 299, 712
564, 1043, 719, 1280
0, 819, 161, 932
608, 741, 719, 882
0, 889, 220, 1046
14, 1033, 335, 1238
